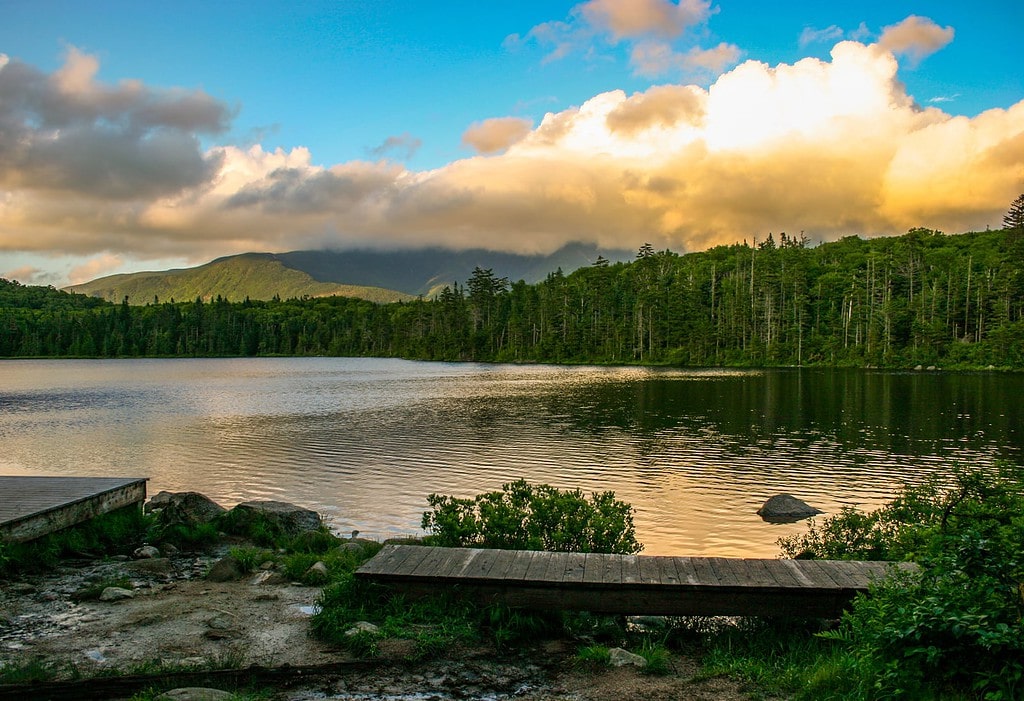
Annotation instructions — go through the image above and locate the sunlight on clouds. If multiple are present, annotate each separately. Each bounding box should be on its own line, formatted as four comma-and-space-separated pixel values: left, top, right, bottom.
1, 27, 1023, 273
68, 253, 124, 285
878, 15, 954, 64
462, 117, 534, 154
580, 0, 711, 41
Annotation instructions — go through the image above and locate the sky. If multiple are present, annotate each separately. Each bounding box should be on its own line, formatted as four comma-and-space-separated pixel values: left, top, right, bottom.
1, 0, 1022, 288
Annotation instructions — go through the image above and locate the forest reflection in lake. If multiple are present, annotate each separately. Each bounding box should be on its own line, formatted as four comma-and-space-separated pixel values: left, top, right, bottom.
0, 358, 1019, 557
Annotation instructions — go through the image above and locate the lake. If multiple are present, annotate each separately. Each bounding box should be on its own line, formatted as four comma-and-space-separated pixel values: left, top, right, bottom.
1, 358, 1020, 557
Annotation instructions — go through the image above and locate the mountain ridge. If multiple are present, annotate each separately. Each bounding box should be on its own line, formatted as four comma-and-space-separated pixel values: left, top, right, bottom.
65, 243, 633, 304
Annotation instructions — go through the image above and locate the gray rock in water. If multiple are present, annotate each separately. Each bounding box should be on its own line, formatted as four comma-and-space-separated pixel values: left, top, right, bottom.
156, 689, 235, 701
99, 587, 135, 602
146, 491, 226, 527
757, 494, 823, 523
608, 647, 647, 668
205, 556, 244, 582
229, 500, 322, 536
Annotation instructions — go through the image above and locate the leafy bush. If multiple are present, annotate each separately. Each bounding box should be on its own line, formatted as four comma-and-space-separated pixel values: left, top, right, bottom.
789, 464, 1024, 699
421, 479, 641, 554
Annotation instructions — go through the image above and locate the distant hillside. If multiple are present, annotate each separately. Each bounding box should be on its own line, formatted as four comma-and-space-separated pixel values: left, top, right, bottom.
66, 243, 632, 304
66, 253, 416, 304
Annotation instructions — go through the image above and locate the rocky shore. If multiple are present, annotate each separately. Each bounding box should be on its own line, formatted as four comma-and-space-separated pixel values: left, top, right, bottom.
0, 492, 749, 700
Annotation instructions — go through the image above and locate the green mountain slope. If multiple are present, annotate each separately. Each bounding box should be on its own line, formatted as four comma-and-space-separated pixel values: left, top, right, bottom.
66, 253, 414, 304
64, 243, 633, 305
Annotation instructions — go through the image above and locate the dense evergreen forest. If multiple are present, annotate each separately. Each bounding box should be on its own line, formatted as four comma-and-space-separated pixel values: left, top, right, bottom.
3, 226, 1024, 368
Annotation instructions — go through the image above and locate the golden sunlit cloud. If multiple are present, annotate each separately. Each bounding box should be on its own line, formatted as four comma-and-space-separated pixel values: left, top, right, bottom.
68, 253, 125, 285
580, 0, 711, 41
878, 15, 955, 63
1, 30, 1022, 274
462, 117, 535, 154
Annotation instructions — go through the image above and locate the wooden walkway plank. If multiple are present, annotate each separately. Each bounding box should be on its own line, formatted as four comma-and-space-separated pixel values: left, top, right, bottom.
540, 551, 571, 583
562, 552, 587, 583
671, 556, 700, 585
0, 476, 148, 543
652, 556, 681, 586
637, 554, 661, 584
390, 544, 433, 576
707, 557, 742, 587
505, 550, 536, 580
599, 553, 622, 584
354, 546, 914, 619
620, 555, 641, 584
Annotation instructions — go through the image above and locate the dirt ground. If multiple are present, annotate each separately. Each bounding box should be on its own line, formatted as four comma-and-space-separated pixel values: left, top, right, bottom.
0, 551, 754, 700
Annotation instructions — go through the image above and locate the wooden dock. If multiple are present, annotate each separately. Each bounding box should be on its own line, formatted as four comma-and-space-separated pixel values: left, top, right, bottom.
356, 545, 912, 618
0, 476, 148, 543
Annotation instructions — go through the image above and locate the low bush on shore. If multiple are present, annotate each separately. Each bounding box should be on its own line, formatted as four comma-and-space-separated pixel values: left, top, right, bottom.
421, 478, 642, 554
706, 463, 1024, 700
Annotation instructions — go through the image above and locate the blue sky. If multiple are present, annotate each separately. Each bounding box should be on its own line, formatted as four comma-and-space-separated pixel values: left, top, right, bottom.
1, 0, 1022, 286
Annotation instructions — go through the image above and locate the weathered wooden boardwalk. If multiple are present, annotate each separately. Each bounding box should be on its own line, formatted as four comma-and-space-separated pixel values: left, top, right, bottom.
0, 476, 148, 543
357, 545, 912, 618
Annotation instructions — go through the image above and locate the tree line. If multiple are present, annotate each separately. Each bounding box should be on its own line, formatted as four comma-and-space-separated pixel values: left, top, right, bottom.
3, 225, 1024, 368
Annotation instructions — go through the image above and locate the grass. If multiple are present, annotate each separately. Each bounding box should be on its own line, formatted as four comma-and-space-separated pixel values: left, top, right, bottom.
0, 506, 150, 578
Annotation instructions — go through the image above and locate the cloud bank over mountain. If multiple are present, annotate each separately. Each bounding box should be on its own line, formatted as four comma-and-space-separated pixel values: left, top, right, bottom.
1, 12, 1022, 285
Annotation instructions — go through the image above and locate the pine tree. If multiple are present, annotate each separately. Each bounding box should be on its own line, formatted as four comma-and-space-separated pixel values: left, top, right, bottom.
1004, 193, 1024, 231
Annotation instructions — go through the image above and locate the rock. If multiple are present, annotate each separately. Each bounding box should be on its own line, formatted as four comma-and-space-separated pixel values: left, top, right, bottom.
38, 591, 59, 602
228, 501, 322, 536
757, 494, 823, 523
126, 558, 173, 576
206, 615, 233, 630
9, 582, 36, 595
250, 570, 287, 586
914, 364, 924, 371
156, 689, 235, 701
134, 545, 161, 559
205, 556, 244, 582
608, 647, 647, 668
305, 561, 329, 582
340, 541, 366, 554
345, 621, 379, 637
99, 587, 135, 602
146, 491, 227, 526
161, 542, 179, 555
84, 649, 107, 663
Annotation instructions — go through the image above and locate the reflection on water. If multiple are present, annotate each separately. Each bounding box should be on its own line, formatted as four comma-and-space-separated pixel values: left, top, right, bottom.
0, 358, 1020, 557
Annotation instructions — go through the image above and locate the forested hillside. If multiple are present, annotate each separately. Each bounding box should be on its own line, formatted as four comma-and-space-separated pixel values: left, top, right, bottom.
3, 227, 1024, 368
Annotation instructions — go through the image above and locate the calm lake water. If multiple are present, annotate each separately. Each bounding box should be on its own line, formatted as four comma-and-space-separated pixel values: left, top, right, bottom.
1, 358, 1020, 557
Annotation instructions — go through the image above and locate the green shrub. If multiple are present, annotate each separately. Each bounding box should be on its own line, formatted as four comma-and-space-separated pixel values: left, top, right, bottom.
795, 464, 1024, 699
421, 479, 641, 554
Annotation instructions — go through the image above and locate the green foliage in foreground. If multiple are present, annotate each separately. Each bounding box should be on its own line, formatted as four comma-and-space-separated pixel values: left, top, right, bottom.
421, 479, 642, 554
714, 464, 1024, 700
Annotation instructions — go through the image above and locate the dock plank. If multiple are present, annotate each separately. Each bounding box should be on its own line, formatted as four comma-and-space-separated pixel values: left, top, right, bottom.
355, 546, 911, 619
0, 476, 147, 543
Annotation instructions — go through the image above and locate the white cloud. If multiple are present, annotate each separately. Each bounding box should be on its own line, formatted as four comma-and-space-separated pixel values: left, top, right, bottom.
1, 38, 1022, 274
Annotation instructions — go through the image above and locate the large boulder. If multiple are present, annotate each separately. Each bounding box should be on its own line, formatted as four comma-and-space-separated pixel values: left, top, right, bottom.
227, 500, 323, 537
757, 494, 823, 523
145, 491, 226, 527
